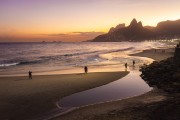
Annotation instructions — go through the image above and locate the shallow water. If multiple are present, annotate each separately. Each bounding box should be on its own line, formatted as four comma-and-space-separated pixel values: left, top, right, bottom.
58, 67, 152, 107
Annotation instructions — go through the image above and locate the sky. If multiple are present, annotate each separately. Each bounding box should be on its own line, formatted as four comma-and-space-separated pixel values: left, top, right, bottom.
0, 0, 180, 42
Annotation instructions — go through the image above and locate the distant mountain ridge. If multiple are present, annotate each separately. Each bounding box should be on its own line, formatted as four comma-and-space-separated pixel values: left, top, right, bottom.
91, 18, 180, 42
109, 23, 125, 33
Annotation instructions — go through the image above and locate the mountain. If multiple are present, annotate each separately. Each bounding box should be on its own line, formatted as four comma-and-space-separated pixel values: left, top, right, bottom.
144, 26, 156, 31
92, 18, 156, 42
91, 18, 180, 42
156, 19, 180, 38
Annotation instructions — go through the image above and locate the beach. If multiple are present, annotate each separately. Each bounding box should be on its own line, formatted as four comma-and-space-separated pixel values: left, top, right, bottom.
0, 72, 129, 120
52, 48, 175, 120
0, 44, 175, 120
1, 1, 180, 120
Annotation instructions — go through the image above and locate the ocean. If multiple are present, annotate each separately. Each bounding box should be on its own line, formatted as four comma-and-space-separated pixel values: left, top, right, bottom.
0, 41, 175, 76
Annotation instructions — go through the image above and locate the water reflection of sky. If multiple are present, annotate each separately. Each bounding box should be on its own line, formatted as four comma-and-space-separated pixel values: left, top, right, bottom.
58, 52, 154, 108
59, 69, 152, 107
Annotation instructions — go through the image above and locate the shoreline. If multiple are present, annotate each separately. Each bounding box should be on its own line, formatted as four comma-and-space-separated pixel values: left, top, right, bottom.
0, 66, 124, 77
52, 48, 174, 120
1, 45, 174, 77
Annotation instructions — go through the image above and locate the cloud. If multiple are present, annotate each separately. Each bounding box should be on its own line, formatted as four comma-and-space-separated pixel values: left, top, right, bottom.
40, 31, 105, 40
43, 31, 105, 37
72, 32, 105, 37
43, 33, 68, 36
39, 31, 105, 41
0, 31, 105, 42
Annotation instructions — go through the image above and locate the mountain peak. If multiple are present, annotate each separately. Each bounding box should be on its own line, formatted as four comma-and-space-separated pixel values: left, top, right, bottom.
130, 18, 138, 26
138, 21, 143, 27
128, 19, 143, 29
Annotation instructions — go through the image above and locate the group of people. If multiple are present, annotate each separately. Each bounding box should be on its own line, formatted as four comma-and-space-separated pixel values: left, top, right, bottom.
84, 60, 136, 73
28, 60, 136, 79
28, 66, 89, 79
124, 60, 135, 71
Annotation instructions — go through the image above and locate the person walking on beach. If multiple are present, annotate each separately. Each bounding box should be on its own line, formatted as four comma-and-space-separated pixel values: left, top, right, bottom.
29, 71, 32, 80
84, 66, 88, 74
124, 63, 128, 71
176, 42, 180, 48
133, 60, 135, 67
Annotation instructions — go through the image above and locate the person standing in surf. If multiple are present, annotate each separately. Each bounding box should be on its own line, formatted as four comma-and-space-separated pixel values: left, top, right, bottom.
133, 60, 135, 67
84, 66, 88, 74
29, 71, 32, 80
125, 63, 128, 71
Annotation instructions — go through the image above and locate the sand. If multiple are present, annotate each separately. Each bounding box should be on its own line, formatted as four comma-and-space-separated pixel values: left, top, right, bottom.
0, 71, 129, 120
130, 48, 174, 61
52, 48, 175, 120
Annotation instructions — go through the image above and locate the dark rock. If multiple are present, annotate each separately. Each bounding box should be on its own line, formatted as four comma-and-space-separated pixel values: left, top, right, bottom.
174, 47, 180, 64
140, 57, 180, 93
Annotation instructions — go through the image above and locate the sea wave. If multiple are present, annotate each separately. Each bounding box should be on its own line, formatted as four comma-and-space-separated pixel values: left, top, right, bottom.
0, 60, 42, 67
18, 60, 42, 65
0, 47, 135, 67
39, 47, 134, 60
104, 47, 134, 53
39, 50, 100, 59
0, 63, 19, 67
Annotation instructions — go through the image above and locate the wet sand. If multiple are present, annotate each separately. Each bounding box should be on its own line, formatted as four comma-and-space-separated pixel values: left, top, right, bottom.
0, 72, 129, 120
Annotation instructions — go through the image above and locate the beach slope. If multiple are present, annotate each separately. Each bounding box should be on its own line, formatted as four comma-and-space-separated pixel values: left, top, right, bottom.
0, 71, 129, 120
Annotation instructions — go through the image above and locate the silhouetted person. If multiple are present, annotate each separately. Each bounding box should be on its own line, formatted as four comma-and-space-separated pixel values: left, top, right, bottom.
84, 66, 88, 74
29, 71, 32, 80
177, 42, 180, 48
133, 60, 135, 67
124, 63, 128, 71
177, 44, 180, 48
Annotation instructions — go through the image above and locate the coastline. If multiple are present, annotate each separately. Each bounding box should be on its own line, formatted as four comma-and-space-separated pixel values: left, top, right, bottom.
52, 48, 174, 120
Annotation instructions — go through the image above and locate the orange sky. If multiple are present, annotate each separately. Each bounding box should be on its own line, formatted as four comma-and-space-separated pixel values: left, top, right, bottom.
0, 0, 180, 42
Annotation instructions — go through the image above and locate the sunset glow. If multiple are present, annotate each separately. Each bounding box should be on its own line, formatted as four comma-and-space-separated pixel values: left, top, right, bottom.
1, 0, 180, 42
